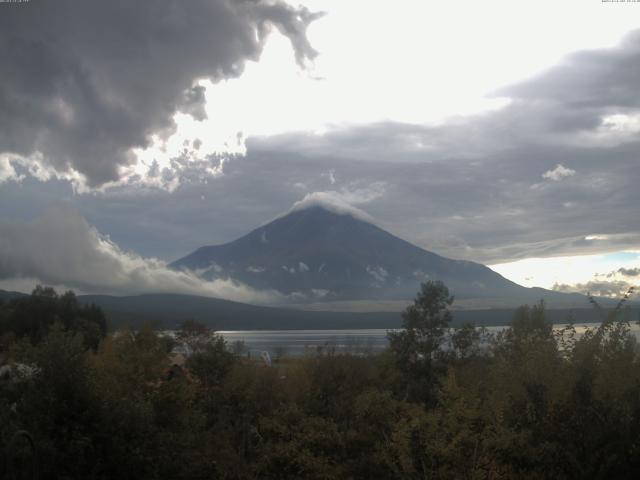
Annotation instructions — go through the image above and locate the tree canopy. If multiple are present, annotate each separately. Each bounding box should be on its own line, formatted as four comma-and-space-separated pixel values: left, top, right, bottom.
0, 283, 639, 479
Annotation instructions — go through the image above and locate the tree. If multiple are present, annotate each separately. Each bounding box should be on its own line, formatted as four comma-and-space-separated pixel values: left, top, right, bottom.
388, 281, 454, 402
176, 319, 215, 355
510, 301, 552, 340
187, 335, 236, 388
15, 325, 101, 478
494, 301, 555, 361
0, 286, 107, 350
451, 323, 481, 360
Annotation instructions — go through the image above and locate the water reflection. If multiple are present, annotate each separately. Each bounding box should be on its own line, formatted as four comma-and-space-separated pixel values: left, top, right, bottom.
217, 323, 640, 357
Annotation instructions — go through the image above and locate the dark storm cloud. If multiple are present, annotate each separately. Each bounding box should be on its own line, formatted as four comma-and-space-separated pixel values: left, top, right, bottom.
0, 0, 319, 186
179, 85, 208, 121
245, 31, 640, 264
3, 26, 640, 279
237, 132, 640, 264
2, 135, 639, 271
496, 31, 640, 111
488, 30, 640, 141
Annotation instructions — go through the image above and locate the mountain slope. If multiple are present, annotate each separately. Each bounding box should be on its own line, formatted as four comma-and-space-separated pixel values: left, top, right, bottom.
170, 205, 585, 305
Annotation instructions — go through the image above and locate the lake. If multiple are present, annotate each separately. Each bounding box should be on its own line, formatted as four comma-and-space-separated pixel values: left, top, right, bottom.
218, 323, 640, 357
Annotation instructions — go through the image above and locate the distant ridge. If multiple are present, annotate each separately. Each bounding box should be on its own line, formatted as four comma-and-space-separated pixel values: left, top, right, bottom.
0, 289, 627, 330
70, 293, 633, 330
0, 289, 28, 301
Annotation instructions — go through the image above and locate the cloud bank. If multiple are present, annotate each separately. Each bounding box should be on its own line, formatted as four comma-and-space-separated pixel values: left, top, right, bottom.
286, 183, 386, 223
0, 206, 282, 303
3, 24, 640, 279
0, 0, 319, 188
553, 280, 633, 298
244, 30, 640, 264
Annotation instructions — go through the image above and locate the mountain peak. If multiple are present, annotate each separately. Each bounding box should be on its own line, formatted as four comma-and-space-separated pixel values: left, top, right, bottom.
170, 196, 532, 303
170, 199, 586, 307
285, 192, 375, 224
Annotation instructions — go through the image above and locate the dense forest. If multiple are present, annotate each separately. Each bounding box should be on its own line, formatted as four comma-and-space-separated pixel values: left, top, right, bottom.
0, 282, 639, 479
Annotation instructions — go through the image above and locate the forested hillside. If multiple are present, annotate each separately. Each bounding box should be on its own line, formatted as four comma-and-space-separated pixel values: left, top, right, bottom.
0, 283, 639, 479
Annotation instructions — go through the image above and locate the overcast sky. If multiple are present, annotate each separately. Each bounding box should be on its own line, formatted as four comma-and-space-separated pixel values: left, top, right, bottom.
1, 0, 640, 299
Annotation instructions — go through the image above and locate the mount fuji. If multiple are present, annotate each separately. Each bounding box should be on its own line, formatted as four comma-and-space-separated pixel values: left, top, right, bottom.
170, 203, 586, 308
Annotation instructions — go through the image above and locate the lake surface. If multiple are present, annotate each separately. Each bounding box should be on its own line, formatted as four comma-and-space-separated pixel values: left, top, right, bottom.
218, 323, 640, 357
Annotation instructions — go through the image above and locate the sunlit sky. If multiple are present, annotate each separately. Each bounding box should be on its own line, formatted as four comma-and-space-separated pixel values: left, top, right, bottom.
2, 0, 640, 299
142, 0, 640, 294
141, 0, 640, 162
490, 251, 640, 290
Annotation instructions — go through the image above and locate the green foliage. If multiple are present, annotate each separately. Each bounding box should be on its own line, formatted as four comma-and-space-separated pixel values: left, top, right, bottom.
451, 322, 485, 360
511, 301, 552, 339
257, 405, 344, 479
187, 334, 235, 387
388, 280, 454, 403
0, 286, 107, 350
13, 325, 101, 478
1, 284, 640, 478
391, 280, 454, 355
176, 319, 211, 350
